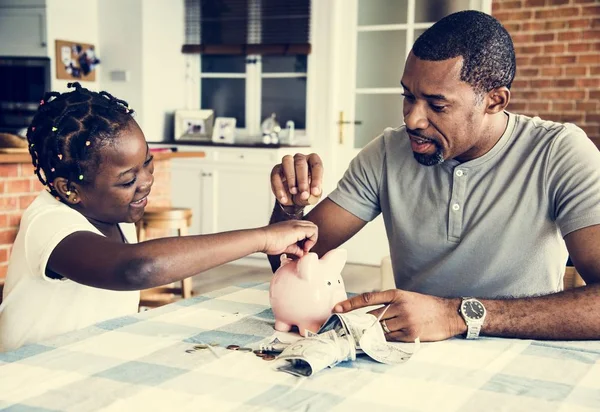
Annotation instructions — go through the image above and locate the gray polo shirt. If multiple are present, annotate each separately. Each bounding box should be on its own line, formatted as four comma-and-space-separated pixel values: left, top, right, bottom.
328, 112, 600, 298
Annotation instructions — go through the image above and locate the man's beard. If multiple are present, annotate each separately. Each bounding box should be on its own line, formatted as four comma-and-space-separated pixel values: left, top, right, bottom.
413, 139, 444, 166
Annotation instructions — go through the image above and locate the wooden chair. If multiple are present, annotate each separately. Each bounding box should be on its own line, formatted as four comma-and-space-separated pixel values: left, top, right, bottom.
379, 256, 586, 291
136, 207, 193, 308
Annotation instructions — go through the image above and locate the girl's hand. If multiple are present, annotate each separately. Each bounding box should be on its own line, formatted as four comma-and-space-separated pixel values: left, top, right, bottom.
260, 220, 318, 257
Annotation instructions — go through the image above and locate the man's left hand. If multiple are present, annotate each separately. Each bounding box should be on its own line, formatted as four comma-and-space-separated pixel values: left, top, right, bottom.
333, 289, 466, 342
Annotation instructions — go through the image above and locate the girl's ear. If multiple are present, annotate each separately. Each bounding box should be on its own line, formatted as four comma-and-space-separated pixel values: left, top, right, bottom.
53, 177, 81, 205
485, 87, 510, 114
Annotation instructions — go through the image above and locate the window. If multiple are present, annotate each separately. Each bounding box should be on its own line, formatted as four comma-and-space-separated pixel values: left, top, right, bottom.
184, 0, 311, 138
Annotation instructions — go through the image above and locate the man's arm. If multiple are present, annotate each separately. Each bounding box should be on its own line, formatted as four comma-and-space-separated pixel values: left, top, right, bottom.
268, 198, 367, 272
335, 224, 600, 342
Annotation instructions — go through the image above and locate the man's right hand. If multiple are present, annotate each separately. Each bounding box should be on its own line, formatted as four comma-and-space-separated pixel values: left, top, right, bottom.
270, 153, 324, 207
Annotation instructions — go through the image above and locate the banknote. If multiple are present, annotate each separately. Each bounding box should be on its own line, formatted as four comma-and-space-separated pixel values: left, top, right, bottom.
275, 310, 420, 377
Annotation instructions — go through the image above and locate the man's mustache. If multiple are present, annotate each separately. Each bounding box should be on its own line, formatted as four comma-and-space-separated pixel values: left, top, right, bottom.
406, 128, 436, 142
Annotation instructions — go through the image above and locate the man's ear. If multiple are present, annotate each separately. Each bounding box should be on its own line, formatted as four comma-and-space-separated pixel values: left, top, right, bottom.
485, 87, 510, 114
53, 177, 81, 205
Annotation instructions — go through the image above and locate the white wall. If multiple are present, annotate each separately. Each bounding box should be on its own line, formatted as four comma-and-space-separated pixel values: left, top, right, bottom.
140, 0, 185, 142
97, 0, 144, 129
97, 0, 185, 142
45, 0, 99, 91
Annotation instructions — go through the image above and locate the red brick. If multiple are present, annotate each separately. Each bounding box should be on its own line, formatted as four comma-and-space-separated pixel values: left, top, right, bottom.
575, 0, 598, 3
548, 0, 570, 5
529, 102, 551, 111
541, 67, 563, 76
508, 102, 527, 111
590, 91, 600, 99
496, 10, 534, 21
591, 66, 600, 75
5, 179, 31, 194
593, 18, 600, 28
524, 0, 546, 6
568, 19, 593, 29
0, 165, 19, 178
516, 90, 540, 99
531, 56, 554, 65
587, 114, 600, 123
544, 44, 565, 53
503, 23, 522, 31
534, 33, 556, 42
512, 80, 530, 89
544, 20, 568, 30
18, 195, 37, 210
556, 78, 576, 87
0, 249, 8, 264
0, 215, 7, 229
516, 56, 532, 66
556, 113, 585, 123
555, 55, 577, 64
579, 54, 600, 64
535, 8, 580, 19
577, 78, 600, 87
566, 66, 588, 75
577, 101, 599, 111
31, 179, 43, 192
568, 43, 592, 52
513, 33, 535, 43
518, 68, 540, 76
498, 0, 524, 9
583, 30, 600, 40
0, 265, 7, 280
517, 45, 543, 54
558, 31, 583, 41
0, 197, 18, 211
519, 22, 547, 32
541, 90, 586, 99
0, 229, 17, 245
553, 101, 576, 111
7, 214, 21, 227
531, 79, 554, 88
582, 5, 600, 15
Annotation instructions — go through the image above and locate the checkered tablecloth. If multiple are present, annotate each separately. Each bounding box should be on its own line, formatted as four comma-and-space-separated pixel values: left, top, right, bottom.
1, 282, 600, 411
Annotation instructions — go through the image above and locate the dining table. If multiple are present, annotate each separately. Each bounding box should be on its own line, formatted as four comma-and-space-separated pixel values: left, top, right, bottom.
1, 281, 599, 411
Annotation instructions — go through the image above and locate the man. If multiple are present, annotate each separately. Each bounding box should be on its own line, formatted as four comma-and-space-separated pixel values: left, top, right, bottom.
268, 10, 600, 342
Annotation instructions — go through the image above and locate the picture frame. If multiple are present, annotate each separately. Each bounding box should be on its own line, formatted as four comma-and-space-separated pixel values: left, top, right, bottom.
212, 117, 237, 144
174, 109, 214, 141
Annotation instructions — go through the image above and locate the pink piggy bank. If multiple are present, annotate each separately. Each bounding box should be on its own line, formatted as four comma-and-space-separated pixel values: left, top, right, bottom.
269, 249, 348, 336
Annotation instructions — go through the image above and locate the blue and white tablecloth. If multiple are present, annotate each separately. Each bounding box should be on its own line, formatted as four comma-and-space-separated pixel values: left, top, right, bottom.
1, 281, 600, 411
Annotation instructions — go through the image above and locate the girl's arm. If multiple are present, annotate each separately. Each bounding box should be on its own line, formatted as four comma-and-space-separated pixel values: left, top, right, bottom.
47, 220, 318, 291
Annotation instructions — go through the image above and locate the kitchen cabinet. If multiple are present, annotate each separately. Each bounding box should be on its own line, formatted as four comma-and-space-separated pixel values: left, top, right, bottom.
0, 3, 47, 57
171, 146, 297, 262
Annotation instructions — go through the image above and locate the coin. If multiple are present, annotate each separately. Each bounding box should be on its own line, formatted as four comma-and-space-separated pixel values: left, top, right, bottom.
226, 344, 240, 350
194, 344, 209, 350
261, 354, 276, 361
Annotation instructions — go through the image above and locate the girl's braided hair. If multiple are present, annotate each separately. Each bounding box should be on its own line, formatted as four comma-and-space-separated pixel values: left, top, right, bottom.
26, 82, 135, 197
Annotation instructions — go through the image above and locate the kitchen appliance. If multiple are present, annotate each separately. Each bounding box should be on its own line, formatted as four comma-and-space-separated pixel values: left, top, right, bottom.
0, 56, 51, 135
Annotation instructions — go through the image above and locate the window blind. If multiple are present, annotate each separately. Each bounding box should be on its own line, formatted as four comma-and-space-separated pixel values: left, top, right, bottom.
183, 0, 311, 55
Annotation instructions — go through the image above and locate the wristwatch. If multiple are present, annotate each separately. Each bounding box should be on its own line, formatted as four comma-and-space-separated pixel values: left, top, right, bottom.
459, 297, 486, 339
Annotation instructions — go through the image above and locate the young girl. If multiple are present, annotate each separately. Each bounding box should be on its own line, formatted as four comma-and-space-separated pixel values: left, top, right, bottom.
0, 83, 318, 352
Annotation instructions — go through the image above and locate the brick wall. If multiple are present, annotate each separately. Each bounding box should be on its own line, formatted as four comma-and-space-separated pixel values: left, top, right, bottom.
0, 158, 171, 284
492, 0, 600, 146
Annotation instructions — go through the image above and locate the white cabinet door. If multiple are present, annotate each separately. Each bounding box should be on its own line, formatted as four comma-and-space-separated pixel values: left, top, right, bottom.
211, 165, 273, 234
0, 7, 47, 57
171, 161, 203, 236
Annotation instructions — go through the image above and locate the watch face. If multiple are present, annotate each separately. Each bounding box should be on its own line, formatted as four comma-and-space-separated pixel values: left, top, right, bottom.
462, 300, 485, 319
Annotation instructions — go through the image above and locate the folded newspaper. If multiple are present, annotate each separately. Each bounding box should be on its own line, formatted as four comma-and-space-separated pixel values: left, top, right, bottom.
270, 310, 420, 377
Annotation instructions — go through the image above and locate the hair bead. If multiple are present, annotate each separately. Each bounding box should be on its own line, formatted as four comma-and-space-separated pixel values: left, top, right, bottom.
78, 174, 84, 180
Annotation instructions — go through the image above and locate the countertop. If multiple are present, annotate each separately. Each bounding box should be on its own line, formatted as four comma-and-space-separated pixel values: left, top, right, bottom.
0, 149, 205, 164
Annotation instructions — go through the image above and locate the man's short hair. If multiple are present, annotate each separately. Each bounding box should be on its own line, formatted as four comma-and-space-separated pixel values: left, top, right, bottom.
413, 10, 516, 95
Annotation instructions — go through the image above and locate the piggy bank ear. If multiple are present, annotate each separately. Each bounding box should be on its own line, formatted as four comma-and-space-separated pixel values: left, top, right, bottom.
296, 252, 318, 281
320, 248, 347, 274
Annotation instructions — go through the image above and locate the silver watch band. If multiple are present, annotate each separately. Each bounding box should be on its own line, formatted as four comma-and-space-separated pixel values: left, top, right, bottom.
465, 323, 482, 339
